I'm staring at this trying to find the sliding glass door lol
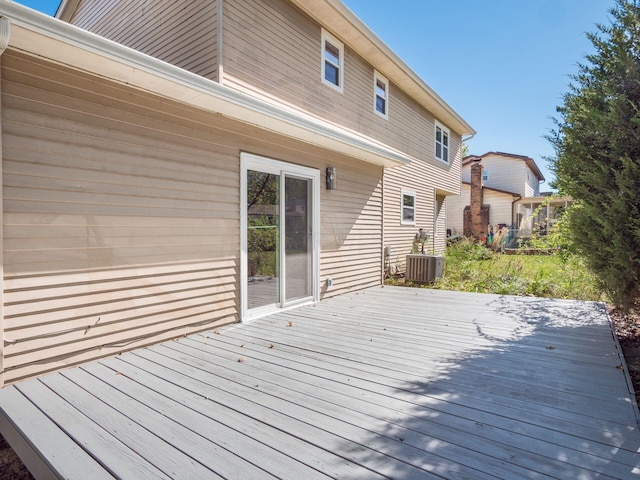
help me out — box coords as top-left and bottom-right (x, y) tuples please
(241, 154), (319, 320)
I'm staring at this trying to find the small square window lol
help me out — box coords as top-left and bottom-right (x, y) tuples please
(401, 190), (416, 225)
(435, 122), (450, 163)
(321, 30), (344, 93)
(374, 70), (388, 118)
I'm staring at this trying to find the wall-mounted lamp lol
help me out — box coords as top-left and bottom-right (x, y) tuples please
(326, 166), (337, 190)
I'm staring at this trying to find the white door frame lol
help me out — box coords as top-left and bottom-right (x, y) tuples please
(240, 152), (320, 321)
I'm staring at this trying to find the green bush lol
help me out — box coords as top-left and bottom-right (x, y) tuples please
(390, 239), (605, 302)
(549, 0), (640, 308)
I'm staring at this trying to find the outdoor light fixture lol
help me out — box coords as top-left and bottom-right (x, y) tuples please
(326, 166), (337, 189)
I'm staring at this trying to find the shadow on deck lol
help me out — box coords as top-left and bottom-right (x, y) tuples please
(1, 287), (639, 479)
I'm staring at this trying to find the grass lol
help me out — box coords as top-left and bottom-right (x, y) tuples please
(387, 239), (606, 302)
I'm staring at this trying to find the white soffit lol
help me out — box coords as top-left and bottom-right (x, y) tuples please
(290, 0), (475, 137)
(0, 1), (411, 168)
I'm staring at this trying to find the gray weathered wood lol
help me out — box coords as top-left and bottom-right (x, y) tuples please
(1, 287), (639, 479)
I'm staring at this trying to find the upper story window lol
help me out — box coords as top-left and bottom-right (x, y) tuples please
(483, 169), (488, 181)
(322, 30), (344, 93)
(374, 70), (389, 118)
(435, 122), (450, 163)
(401, 189), (416, 225)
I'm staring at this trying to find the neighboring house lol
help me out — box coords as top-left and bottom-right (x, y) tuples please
(447, 152), (570, 239)
(0, 0), (472, 385)
(463, 151), (544, 198)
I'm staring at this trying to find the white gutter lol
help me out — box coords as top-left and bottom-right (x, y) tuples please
(1, 1), (412, 168)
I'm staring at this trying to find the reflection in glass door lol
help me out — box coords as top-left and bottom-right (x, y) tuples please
(284, 176), (312, 303)
(246, 170), (280, 310)
(241, 153), (319, 320)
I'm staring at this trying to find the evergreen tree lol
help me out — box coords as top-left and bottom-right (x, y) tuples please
(549, 0), (640, 307)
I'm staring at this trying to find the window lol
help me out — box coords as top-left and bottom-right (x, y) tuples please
(321, 30), (344, 92)
(401, 190), (416, 225)
(435, 122), (450, 163)
(483, 169), (488, 181)
(374, 70), (388, 118)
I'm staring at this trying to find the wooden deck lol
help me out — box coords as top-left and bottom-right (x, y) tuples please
(1, 286), (639, 479)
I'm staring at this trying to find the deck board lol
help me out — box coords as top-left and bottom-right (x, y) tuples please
(1, 286), (639, 479)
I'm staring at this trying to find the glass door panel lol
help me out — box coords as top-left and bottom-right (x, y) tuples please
(242, 153), (319, 320)
(284, 175), (312, 304)
(246, 170), (280, 310)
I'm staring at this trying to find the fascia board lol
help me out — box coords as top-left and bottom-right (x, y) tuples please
(1, 1), (411, 168)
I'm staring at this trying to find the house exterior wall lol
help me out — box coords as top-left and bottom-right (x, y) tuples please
(64, 0), (464, 268)
(66, 0), (446, 170)
(464, 155), (527, 195)
(446, 184), (516, 236)
(462, 154), (542, 198)
(68, 0), (219, 80)
(484, 190), (515, 227)
(446, 185), (468, 235)
(1, 51), (382, 384)
(382, 134), (462, 270)
(221, 0), (441, 165)
(524, 168), (540, 197)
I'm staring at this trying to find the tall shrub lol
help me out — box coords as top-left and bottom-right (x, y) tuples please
(549, 0), (640, 307)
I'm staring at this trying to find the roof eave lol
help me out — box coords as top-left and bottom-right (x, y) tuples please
(2, 2), (410, 168)
(463, 152), (545, 182)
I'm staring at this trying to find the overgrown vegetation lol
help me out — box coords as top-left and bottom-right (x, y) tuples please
(387, 239), (605, 302)
(549, 0), (640, 308)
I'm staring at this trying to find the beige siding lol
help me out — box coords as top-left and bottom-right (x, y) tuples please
(464, 155), (528, 196)
(222, 0), (449, 168)
(319, 161), (383, 298)
(434, 194), (446, 255)
(383, 133), (462, 271)
(446, 185), (467, 235)
(1, 51), (382, 384)
(484, 190), (515, 227)
(446, 184), (517, 237)
(68, 0), (218, 80)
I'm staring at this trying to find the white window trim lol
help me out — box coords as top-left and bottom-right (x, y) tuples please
(401, 189), (417, 226)
(373, 70), (389, 119)
(321, 29), (344, 93)
(435, 121), (450, 164)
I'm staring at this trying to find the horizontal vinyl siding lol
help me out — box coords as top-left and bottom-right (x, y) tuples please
(383, 132), (462, 270)
(69, 0), (218, 80)
(222, 0), (451, 168)
(1, 52), (238, 383)
(446, 186), (467, 235)
(320, 163), (383, 298)
(470, 156), (527, 196)
(484, 191), (515, 226)
(1, 51), (383, 383)
(445, 185), (516, 238)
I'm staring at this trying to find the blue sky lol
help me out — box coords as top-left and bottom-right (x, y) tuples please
(13, 0), (615, 189)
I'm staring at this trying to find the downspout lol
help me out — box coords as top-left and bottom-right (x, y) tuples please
(511, 194), (522, 230)
(0, 16), (9, 55)
(217, 0), (224, 84)
(0, 15), (8, 388)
